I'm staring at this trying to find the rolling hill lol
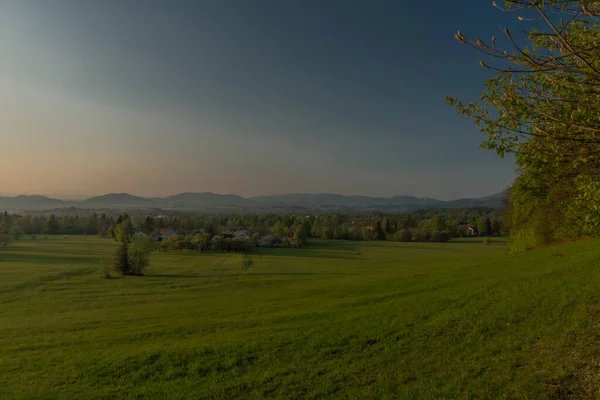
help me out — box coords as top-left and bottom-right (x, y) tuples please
(82, 193), (159, 208)
(0, 195), (69, 211)
(163, 192), (256, 208)
(0, 191), (507, 212)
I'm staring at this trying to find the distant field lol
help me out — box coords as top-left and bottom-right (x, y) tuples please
(1, 236), (600, 398)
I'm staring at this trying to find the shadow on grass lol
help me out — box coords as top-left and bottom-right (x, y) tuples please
(0, 252), (100, 265)
(243, 272), (355, 276)
(1, 268), (98, 293)
(251, 248), (359, 260)
(145, 274), (228, 279)
(145, 271), (356, 279)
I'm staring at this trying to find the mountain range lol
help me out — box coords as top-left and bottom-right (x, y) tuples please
(0, 191), (506, 213)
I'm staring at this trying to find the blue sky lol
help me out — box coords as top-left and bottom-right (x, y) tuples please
(0, 1), (518, 199)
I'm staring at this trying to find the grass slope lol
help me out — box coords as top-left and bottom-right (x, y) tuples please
(1, 237), (600, 399)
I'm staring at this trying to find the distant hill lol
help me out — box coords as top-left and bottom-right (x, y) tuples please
(82, 193), (158, 208)
(0, 195), (68, 211)
(251, 193), (455, 210)
(163, 192), (255, 208)
(0, 191), (507, 212)
(444, 192), (507, 209)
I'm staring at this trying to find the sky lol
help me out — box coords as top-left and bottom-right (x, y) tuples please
(0, 1), (519, 200)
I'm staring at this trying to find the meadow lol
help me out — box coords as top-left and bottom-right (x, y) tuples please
(1, 236), (600, 399)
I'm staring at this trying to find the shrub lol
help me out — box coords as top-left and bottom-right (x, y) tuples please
(241, 255), (253, 273)
(127, 237), (152, 275)
(507, 227), (544, 254)
(100, 256), (112, 279)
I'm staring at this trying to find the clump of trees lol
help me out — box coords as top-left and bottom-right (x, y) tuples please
(111, 233), (154, 276)
(448, 0), (600, 252)
(156, 234), (254, 253)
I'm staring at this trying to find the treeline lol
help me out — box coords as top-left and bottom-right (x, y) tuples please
(0, 212), (112, 236)
(0, 208), (502, 244)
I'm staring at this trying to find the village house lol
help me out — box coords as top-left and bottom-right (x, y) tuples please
(466, 226), (479, 236)
(234, 231), (250, 239)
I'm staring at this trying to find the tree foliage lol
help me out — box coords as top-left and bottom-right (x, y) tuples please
(114, 216), (134, 243)
(113, 243), (130, 275)
(127, 236), (152, 275)
(448, 0), (600, 251)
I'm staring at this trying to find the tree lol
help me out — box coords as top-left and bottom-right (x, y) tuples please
(114, 218), (134, 243)
(448, 1), (600, 248)
(374, 221), (386, 241)
(47, 214), (60, 234)
(321, 227), (333, 240)
(143, 216), (155, 233)
(10, 224), (24, 240)
(333, 224), (349, 240)
(396, 229), (412, 242)
(271, 221), (287, 237)
(477, 217), (492, 236)
(113, 243), (130, 275)
(491, 219), (502, 235)
(293, 224), (308, 244)
(85, 215), (98, 235)
(382, 217), (391, 234)
(127, 236), (152, 275)
(0, 211), (10, 234)
(448, 0), (600, 165)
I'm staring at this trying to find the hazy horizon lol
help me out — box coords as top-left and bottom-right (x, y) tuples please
(1, 1), (517, 199)
(0, 189), (506, 202)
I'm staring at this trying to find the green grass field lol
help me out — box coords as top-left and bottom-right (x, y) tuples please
(1, 236), (600, 399)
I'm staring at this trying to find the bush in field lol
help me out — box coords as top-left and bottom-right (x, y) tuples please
(127, 237), (153, 275)
(113, 237), (153, 276)
(100, 256), (112, 279)
(241, 255), (253, 273)
(507, 227), (543, 255)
